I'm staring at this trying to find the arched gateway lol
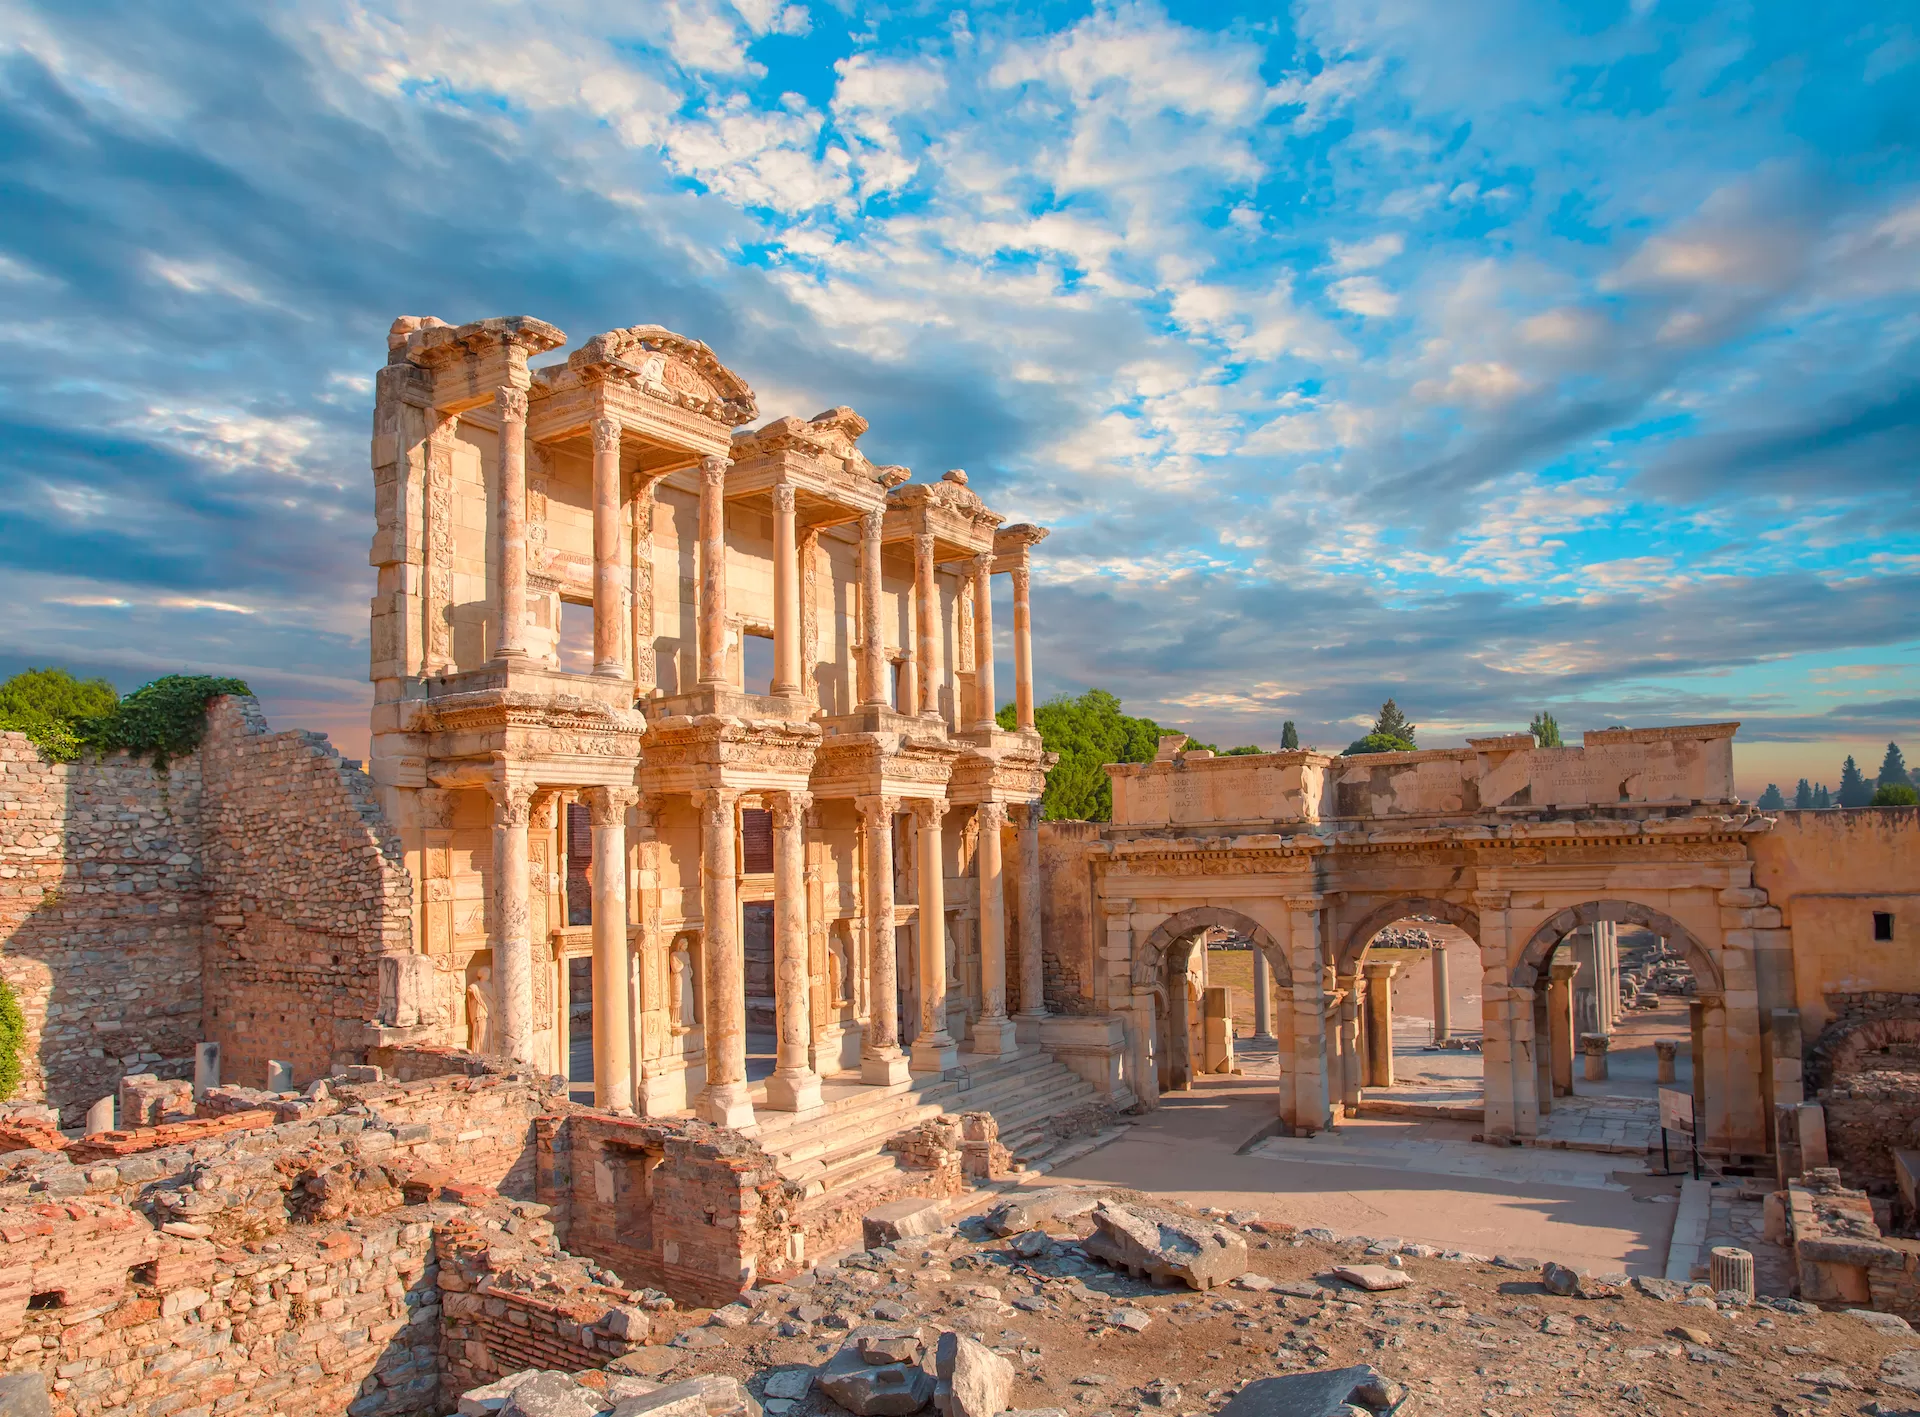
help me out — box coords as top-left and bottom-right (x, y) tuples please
(1074, 725), (1786, 1159)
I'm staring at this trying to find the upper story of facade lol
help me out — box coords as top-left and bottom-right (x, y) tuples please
(1105, 721), (1742, 836)
(365, 314), (1048, 792)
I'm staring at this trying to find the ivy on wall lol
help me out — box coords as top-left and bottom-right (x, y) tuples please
(0, 668), (251, 769)
(0, 974), (23, 1103)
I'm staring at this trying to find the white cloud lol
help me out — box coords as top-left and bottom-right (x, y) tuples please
(1328, 233), (1404, 272)
(1413, 361), (1532, 406)
(1329, 275), (1399, 317)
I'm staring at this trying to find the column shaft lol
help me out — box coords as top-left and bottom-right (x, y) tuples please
(969, 802), (1014, 1056)
(1014, 803), (1047, 1021)
(1338, 989), (1362, 1111)
(1252, 946), (1273, 1041)
(766, 792), (821, 1110)
(1548, 958), (1577, 1097)
(910, 800), (960, 1072)
(1362, 961), (1398, 1087)
(771, 484), (801, 697)
(495, 388), (530, 658)
(587, 787), (635, 1111)
(1431, 943), (1452, 1043)
(858, 796), (909, 1084)
(697, 455), (729, 688)
(1012, 561), (1035, 732)
(488, 782), (534, 1062)
(914, 532), (938, 719)
(859, 507), (887, 708)
(696, 789), (753, 1127)
(971, 552), (996, 730)
(590, 416), (625, 676)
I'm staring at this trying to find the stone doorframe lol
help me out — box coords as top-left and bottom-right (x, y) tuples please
(1131, 903), (1296, 1110)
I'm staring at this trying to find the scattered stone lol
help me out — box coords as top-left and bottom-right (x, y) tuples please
(1108, 1308), (1153, 1332)
(1881, 1352), (1920, 1392)
(710, 1304), (753, 1328)
(858, 1328), (924, 1366)
(1848, 1309), (1916, 1335)
(1232, 1272), (1277, 1291)
(1083, 1202), (1249, 1291)
(1299, 1228), (1339, 1244)
(864, 1198), (949, 1247)
(1541, 1314), (1574, 1336)
(1494, 1255), (1541, 1271)
(985, 1188), (1134, 1236)
(935, 1331), (1015, 1417)
(1328, 1265), (1410, 1293)
(872, 1300), (914, 1323)
(1212, 1364), (1400, 1417)
(0, 1375), (50, 1417)
(462, 1373), (547, 1417)
(1011, 1231), (1052, 1258)
(501, 1372), (614, 1417)
(1540, 1262), (1579, 1296)
(1796, 1369), (1858, 1390)
(1138, 1380), (1182, 1409)
(608, 1351), (685, 1380)
(1227, 1210), (1260, 1226)
(1669, 1327), (1713, 1346)
(817, 1349), (936, 1417)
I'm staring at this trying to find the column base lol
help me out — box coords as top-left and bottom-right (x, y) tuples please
(1249, 1032), (1277, 1047)
(1013, 1009), (1049, 1046)
(694, 1082), (757, 1130)
(910, 1031), (961, 1075)
(967, 1015), (1017, 1058)
(861, 1049), (912, 1086)
(764, 1067), (824, 1113)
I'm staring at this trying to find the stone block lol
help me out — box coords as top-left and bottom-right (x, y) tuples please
(862, 1197), (947, 1247)
(817, 1347), (935, 1416)
(0, 1372), (50, 1417)
(1083, 1202), (1248, 1291)
(1212, 1365), (1401, 1417)
(934, 1332), (1013, 1417)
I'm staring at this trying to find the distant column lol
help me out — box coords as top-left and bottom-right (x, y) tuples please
(765, 791), (821, 1111)
(1011, 559), (1036, 732)
(1431, 943), (1452, 1044)
(914, 531), (938, 720)
(858, 795), (910, 1085)
(697, 454), (730, 688)
(587, 786), (636, 1112)
(695, 788), (753, 1128)
(495, 387), (530, 659)
(771, 483), (802, 698)
(970, 802), (1014, 1057)
(1548, 956), (1578, 1097)
(590, 415), (626, 676)
(909, 799), (961, 1073)
(859, 507), (887, 708)
(487, 779), (535, 1062)
(970, 552), (997, 730)
(1014, 803), (1047, 1023)
(1251, 947), (1274, 1043)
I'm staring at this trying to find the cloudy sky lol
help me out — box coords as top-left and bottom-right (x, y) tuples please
(2, 0), (1916, 796)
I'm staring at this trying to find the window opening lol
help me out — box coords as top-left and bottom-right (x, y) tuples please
(558, 597), (595, 675)
(741, 807), (774, 874)
(566, 802), (593, 925)
(743, 631), (775, 694)
(1875, 911), (1895, 942)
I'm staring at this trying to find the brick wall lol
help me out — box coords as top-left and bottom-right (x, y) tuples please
(199, 697), (416, 1090)
(0, 732), (206, 1123)
(1038, 822), (1103, 1015)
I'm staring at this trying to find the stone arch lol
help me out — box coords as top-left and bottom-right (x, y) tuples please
(1337, 896), (1481, 976)
(1133, 905), (1292, 991)
(1809, 1014), (1920, 1093)
(1511, 900), (1724, 997)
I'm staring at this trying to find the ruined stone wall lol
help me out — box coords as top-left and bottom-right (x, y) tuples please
(198, 697), (416, 1090)
(1825, 1068), (1920, 1194)
(1038, 822), (1101, 1014)
(0, 732), (206, 1124)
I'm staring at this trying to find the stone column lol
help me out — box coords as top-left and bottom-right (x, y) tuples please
(969, 802), (1014, 1057)
(1251, 946), (1274, 1043)
(1361, 959), (1398, 1087)
(1337, 981), (1362, 1112)
(1013, 802), (1047, 1028)
(630, 478), (655, 690)
(587, 786), (636, 1112)
(914, 531), (939, 721)
(1548, 957), (1578, 1097)
(1656, 1038), (1678, 1083)
(590, 415), (626, 677)
(765, 791), (821, 1111)
(697, 454), (730, 689)
(970, 552), (996, 730)
(495, 387), (530, 658)
(1431, 941), (1452, 1044)
(857, 795), (910, 1085)
(487, 779), (535, 1062)
(1581, 1032), (1610, 1082)
(771, 483), (802, 698)
(859, 506), (887, 708)
(696, 788), (753, 1128)
(909, 799), (961, 1073)
(1011, 559), (1036, 732)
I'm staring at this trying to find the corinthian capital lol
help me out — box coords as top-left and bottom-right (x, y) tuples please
(585, 784), (639, 826)
(486, 779), (535, 826)
(855, 793), (901, 825)
(769, 789), (812, 831)
(495, 386), (529, 422)
(772, 482), (796, 514)
(700, 454), (729, 487)
(861, 506), (885, 541)
(590, 416), (621, 453)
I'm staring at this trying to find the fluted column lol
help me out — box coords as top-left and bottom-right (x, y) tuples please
(1014, 802), (1047, 1025)
(487, 779), (535, 1062)
(859, 506), (887, 708)
(858, 795), (910, 1084)
(970, 551), (996, 730)
(970, 802), (1015, 1056)
(587, 786), (636, 1111)
(1012, 560), (1035, 732)
(909, 799), (960, 1073)
(697, 454), (730, 689)
(765, 791), (821, 1111)
(914, 531), (938, 721)
(495, 387), (530, 658)
(696, 788), (754, 1128)
(590, 416), (626, 676)
(771, 483), (802, 699)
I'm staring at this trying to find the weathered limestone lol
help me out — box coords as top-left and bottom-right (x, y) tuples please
(490, 781), (536, 1064)
(1657, 1038), (1679, 1082)
(861, 796), (912, 1086)
(1251, 946), (1273, 1043)
(1547, 958), (1577, 1099)
(969, 552), (995, 732)
(911, 799), (960, 1075)
(1082, 1201), (1249, 1290)
(591, 415), (626, 676)
(697, 789), (753, 1128)
(589, 786), (636, 1113)
(1361, 959), (1397, 1088)
(766, 791), (822, 1112)
(1430, 943), (1451, 1044)
(496, 385), (531, 660)
(698, 454), (729, 688)
(1015, 803), (1048, 1026)
(971, 803), (1014, 1057)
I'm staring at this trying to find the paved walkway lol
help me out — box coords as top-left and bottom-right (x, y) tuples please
(1046, 1069), (1677, 1275)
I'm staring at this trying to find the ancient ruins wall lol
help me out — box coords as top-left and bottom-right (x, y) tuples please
(1037, 822), (1102, 1015)
(198, 697), (415, 1090)
(1750, 806), (1920, 1036)
(0, 732), (206, 1124)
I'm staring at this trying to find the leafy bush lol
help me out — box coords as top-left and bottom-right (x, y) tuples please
(0, 668), (250, 769)
(1345, 698), (1418, 755)
(1872, 783), (1919, 807)
(0, 667), (118, 762)
(0, 974), (23, 1103)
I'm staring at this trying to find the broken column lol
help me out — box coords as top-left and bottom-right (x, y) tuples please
(1656, 1038), (1678, 1083)
(193, 1041), (220, 1097)
(1581, 1032), (1610, 1082)
(1361, 958), (1398, 1088)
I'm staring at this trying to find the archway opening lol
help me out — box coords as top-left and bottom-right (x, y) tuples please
(1136, 907), (1292, 1103)
(1338, 916), (1484, 1119)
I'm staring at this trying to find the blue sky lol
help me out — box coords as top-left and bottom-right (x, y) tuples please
(2, 0), (1916, 796)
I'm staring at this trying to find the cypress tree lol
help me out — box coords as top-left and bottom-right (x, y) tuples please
(1280, 721), (1299, 751)
(1756, 784), (1784, 810)
(1838, 755), (1873, 808)
(1793, 779), (1814, 809)
(1878, 742), (1912, 791)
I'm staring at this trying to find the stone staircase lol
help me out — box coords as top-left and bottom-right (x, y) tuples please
(748, 1047), (1107, 1198)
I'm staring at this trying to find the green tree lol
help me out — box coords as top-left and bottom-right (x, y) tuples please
(1878, 742), (1912, 791)
(1756, 783), (1785, 810)
(1219, 745), (1263, 756)
(0, 667), (119, 762)
(1529, 711), (1563, 748)
(1814, 783), (1832, 808)
(998, 689), (1167, 821)
(0, 973), (22, 1102)
(1345, 699), (1417, 755)
(1839, 755), (1874, 808)
(1873, 783), (1919, 807)
(1793, 779), (1815, 809)
(1280, 721), (1299, 750)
